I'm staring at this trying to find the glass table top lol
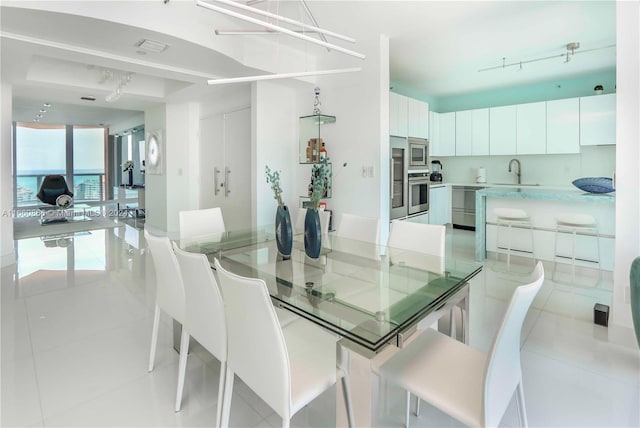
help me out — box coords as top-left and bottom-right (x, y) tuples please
(179, 228), (482, 353)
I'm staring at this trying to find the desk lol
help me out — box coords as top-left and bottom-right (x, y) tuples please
(180, 228), (481, 425)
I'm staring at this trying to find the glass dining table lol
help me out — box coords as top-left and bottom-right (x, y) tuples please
(177, 226), (482, 425)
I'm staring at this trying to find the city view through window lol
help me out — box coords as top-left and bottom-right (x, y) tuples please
(15, 124), (106, 207)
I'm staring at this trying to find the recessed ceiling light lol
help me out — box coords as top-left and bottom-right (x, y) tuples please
(39, 109), (47, 113)
(135, 39), (169, 53)
(37, 114), (43, 118)
(33, 118), (39, 122)
(43, 102), (51, 107)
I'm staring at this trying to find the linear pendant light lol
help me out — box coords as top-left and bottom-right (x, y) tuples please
(209, 0), (354, 43)
(207, 67), (361, 85)
(196, 0), (366, 60)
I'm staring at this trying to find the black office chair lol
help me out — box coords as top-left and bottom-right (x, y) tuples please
(36, 175), (74, 224)
(37, 175), (73, 206)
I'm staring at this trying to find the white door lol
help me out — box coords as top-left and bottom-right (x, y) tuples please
(202, 107), (252, 231)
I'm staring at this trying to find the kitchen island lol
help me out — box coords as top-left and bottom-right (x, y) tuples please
(476, 187), (615, 270)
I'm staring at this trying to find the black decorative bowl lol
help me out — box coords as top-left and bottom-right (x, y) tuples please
(572, 177), (615, 194)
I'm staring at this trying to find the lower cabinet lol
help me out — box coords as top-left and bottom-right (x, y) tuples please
(429, 185), (451, 225)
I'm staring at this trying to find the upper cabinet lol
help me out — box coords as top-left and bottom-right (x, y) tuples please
(429, 111), (440, 156)
(516, 101), (546, 154)
(455, 110), (472, 156)
(390, 91), (429, 139)
(489, 105), (517, 155)
(434, 112), (456, 157)
(547, 98), (580, 154)
(407, 97), (429, 139)
(580, 93), (616, 146)
(390, 92), (408, 137)
(471, 108), (490, 155)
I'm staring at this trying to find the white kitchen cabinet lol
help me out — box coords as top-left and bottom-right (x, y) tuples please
(471, 108), (490, 155)
(455, 110), (472, 156)
(517, 101), (546, 154)
(429, 111), (440, 157)
(580, 93), (616, 146)
(429, 185), (451, 225)
(433, 112), (456, 157)
(407, 97), (429, 139)
(489, 105), (517, 155)
(547, 98), (580, 154)
(390, 92), (408, 137)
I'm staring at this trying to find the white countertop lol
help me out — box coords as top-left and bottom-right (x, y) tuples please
(431, 182), (576, 191)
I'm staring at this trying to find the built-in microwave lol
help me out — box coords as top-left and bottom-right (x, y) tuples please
(408, 138), (429, 169)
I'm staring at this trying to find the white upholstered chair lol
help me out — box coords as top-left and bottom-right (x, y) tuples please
(214, 259), (354, 428)
(335, 212), (380, 244)
(178, 207), (226, 246)
(172, 244), (227, 423)
(387, 221), (445, 273)
(144, 230), (187, 411)
(377, 261), (544, 428)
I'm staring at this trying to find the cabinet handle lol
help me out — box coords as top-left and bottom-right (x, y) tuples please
(214, 167), (221, 195)
(225, 167), (231, 197)
(390, 158), (394, 200)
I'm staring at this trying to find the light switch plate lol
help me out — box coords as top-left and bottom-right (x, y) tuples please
(368, 166), (375, 177)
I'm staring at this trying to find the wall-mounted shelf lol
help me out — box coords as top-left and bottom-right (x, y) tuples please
(299, 114), (335, 164)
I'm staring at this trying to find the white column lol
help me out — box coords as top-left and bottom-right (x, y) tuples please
(612, 0), (640, 327)
(0, 82), (15, 267)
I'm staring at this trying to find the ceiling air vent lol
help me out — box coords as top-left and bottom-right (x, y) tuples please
(135, 39), (169, 53)
(81, 96), (96, 101)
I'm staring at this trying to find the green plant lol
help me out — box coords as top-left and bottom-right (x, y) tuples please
(265, 165), (284, 207)
(309, 158), (347, 210)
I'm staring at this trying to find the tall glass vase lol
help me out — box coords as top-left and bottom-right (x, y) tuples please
(275, 205), (293, 258)
(128, 170), (133, 187)
(304, 208), (322, 259)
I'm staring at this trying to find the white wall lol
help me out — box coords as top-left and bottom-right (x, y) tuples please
(436, 146), (616, 187)
(109, 113), (144, 136)
(612, 0), (640, 328)
(143, 105), (167, 232)
(253, 80), (300, 228)
(1, 82), (15, 266)
(309, 34), (390, 242)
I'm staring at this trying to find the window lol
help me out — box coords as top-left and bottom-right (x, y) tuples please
(14, 123), (107, 207)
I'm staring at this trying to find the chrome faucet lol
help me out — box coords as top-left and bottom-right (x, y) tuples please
(508, 159), (521, 184)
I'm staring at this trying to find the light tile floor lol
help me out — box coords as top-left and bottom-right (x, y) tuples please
(2, 223), (639, 427)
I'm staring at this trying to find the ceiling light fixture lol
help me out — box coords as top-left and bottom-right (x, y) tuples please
(105, 72), (134, 103)
(43, 103), (51, 107)
(206, 0), (354, 43)
(478, 42), (615, 73)
(196, 0), (365, 59)
(207, 67), (362, 85)
(215, 29), (321, 36)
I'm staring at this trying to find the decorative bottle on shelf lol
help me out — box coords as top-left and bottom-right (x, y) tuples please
(320, 142), (327, 160)
(306, 141), (312, 163)
(311, 139), (318, 162)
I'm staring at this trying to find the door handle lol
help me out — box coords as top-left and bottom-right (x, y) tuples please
(214, 167), (221, 195)
(224, 167), (231, 197)
(390, 158), (394, 200)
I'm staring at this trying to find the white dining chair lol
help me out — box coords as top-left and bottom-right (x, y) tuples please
(214, 259), (354, 428)
(387, 221), (445, 273)
(335, 212), (380, 245)
(179, 207), (226, 246)
(377, 261), (544, 428)
(144, 230), (187, 410)
(172, 244), (227, 423)
(295, 207), (331, 235)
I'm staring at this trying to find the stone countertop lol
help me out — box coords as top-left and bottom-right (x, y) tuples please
(477, 186), (615, 203)
(436, 182), (578, 190)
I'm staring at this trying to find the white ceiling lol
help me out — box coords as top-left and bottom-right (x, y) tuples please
(1, 1), (616, 126)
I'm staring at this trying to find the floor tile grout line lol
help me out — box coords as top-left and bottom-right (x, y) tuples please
(21, 295), (46, 427)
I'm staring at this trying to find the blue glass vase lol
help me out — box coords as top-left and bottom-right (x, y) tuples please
(275, 205), (292, 258)
(304, 208), (322, 259)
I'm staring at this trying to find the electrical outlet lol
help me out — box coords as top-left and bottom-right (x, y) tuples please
(368, 166), (375, 178)
(362, 166), (367, 177)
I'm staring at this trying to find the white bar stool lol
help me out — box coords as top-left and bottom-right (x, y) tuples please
(554, 213), (600, 268)
(494, 208), (534, 266)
